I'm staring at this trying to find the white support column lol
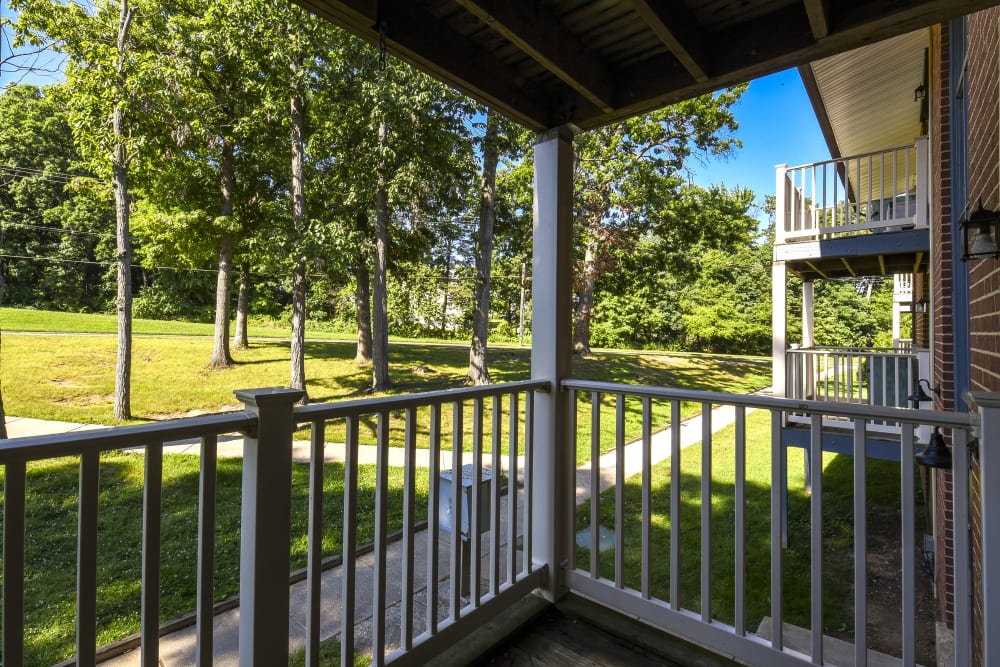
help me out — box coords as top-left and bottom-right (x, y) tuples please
(235, 387), (303, 667)
(971, 392), (1000, 667)
(802, 281), (814, 349)
(531, 126), (575, 599)
(892, 302), (901, 342)
(772, 261), (787, 398)
(915, 136), (929, 229)
(775, 164), (788, 245)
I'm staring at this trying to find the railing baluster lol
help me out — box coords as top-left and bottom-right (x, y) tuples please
(524, 390), (534, 575)
(471, 397), (484, 606)
(901, 426), (915, 666)
(670, 399), (681, 611)
(853, 420), (868, 667)
(491, 394), (502, 597)
(590, 391), (601, 577)
(734, 406), (746, 636)
(810, 413), (824, 664)
(401, 407), (417, 649)
(3, 459), (26, 667)
(770, 409), (784, 650)
(142, 443), (163, 667)
(427, 404), (441, 635)
(77, 451), (100, 667)
(450, 401), (463, 619)
(701, 402), (712, 623)
(641, 396), (652, 600)
(372, 411), (390, 665)
(197, 435), (217, 667)
(506, 393), (518, 585)
(306, 422), (324, 667)
(341, 416), (359, 667)
(615, 394), (625, 590)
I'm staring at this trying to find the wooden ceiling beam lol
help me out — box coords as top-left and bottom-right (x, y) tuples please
(840, 258), (857, 277)
(295, 0), (555, 130)
(454, 0), (616, 113)
(806, 261), (829, 279)
(630, 0), (709, 82)
(803, 0), (829, 40)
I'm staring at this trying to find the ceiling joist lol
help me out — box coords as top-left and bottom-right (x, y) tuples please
(803, 0), (830, 40)
(454, 0), (616, 112)
(630, 0), (709, 83)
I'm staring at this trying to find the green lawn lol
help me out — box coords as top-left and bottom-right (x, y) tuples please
(6, 452), (429, 667)
(576, 408), (921, 648)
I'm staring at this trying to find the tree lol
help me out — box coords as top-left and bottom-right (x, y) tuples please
(13, 0), (158, 420)
(570, 87), (747, 354)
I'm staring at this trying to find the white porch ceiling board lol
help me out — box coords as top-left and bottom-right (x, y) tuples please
(810, 29), (927, 157)
(807, 29), (929, 200)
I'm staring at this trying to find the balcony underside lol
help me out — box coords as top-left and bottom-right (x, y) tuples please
(775, 228), (929, 280)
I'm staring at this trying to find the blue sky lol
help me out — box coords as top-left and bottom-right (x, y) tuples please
(690, 68), (831, 217)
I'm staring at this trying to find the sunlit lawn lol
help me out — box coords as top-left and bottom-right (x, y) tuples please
(576, 408), (921, 649)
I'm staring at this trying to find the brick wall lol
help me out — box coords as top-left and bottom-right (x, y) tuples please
(965, 8), (999, 663)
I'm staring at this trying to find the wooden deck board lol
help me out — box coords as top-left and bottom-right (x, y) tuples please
(480, 609), (680, 666)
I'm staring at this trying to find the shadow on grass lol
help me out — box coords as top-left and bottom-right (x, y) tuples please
(576, 445), (928, 660)
(4, 452), (429, 667)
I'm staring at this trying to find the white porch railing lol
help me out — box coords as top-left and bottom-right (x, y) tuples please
(785, 346), (923, 437)
(561, 379), (980, 667)
(775, 138), (928, 244)
(2, 379), (997, 666)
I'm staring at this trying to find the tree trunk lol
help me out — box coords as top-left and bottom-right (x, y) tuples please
(573, 235), (598, 355)
(355, 256), (373, 364)
(233, 263), (250, 350)
(0, 234), (6, 437)
(112, 0), (137, 421)
(289, 75), (308, 399)
(468, 109), (498, 385)
(440, 237), (452, 335)
(210, 138), (236, 368)
(371, 120), (392, 392)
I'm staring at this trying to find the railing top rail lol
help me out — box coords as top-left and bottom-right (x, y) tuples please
(294, 379), (551, 422)
(784, 139), (924, 173)
(788, 346), (917, 355)
(561, 378), (977, 430)
(0, 411), (255, 463)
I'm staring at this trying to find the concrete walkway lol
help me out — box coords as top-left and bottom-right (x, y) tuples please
(3, 391), (767, 665)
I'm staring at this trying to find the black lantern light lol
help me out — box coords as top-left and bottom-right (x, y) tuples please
(961, 199), (1000, 261)
(915, 426), (952, 469)
(908, 378), (941, 406)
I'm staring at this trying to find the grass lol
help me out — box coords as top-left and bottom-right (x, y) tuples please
(575, 408), (923, 647)
(5, 452), (429, 667)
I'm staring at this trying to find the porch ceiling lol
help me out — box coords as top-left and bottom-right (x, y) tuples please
(800, 29), (929, 161)
(294, 0), (997, 132)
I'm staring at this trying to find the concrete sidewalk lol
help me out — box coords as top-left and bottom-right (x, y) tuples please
(4, 390), (768, 665)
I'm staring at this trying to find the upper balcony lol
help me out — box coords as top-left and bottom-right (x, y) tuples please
(774, 138), (930, 281)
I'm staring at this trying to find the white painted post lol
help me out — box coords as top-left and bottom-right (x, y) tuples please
(971, 392), (1000, 667)
(531, 126), (574, 599)
(802, 281), (814, 348)
(915, 136), (929, 229)
(775, 164), (788, 244)
(235, 387), (304, 667)
(772, 261), (787, 398)
(892, 302), (901, 342)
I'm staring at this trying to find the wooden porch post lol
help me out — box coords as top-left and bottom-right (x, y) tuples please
(531, 126), (574, 599)
(773, 164), (788, 398)
(235, 387), (303, 666)
(802, 281), (814, 348)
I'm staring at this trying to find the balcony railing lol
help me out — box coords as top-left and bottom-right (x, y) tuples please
(1, 378), (995, 666)
(776, 138), (928, 244)
(784, 346), (928, 438)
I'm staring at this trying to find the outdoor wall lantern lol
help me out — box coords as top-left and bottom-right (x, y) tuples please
(914, 298), (929, 314)
(961, 199), (1000, 260)
(908, 378), (941, 406)
(915, 426), (952, 469)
